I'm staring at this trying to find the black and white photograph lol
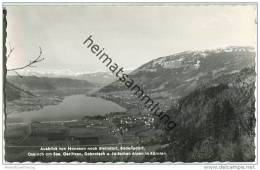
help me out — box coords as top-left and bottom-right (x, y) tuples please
(1, 1), (258, 166)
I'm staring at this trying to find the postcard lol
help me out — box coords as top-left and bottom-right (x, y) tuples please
(2, 2), (257, 164)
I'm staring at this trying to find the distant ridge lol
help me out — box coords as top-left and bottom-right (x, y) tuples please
(97, 46), (255, 106)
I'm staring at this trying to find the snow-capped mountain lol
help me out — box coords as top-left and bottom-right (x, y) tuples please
(132, 46), (255, 74)
(98, 46), (255, 104)
(9, 69), (132, 86)
(10, 69), (103, 77)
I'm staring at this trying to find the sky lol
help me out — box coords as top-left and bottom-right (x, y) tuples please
(5, 3), (257, 73)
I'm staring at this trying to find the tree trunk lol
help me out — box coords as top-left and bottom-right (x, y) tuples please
(3, 8), (7, 137)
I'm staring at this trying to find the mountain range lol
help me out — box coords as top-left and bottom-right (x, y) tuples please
(4, 46), (256, 161)
(96, 46), (256, 162)
(97, 46), (255, 107)
(7, 76), (95, 91)
(12, 69), (132, 86)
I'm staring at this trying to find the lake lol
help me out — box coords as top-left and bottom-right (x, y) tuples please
(7, 95), (126, 122)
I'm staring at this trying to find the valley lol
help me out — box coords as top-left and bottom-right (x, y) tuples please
(4, 46), (256, 162)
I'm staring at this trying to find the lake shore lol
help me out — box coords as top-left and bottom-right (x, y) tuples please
(6, 94), (126, 123)
(6, 95), (64, 115)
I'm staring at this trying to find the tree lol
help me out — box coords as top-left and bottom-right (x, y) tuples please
(3, 8), (7, 133)
(3, 8), (44, 78)
(6, 45), (44, 77)
(2, 7), (44, 119)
